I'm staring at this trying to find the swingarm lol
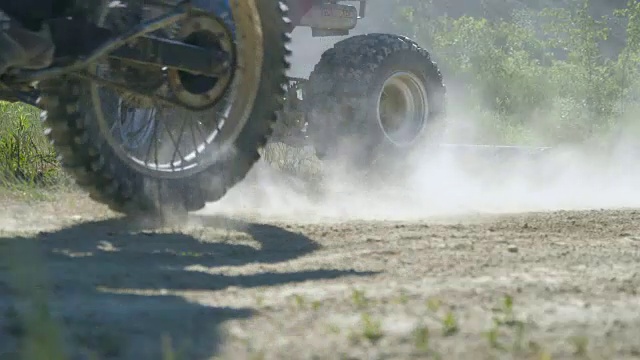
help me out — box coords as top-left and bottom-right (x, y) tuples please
(5, 2), (231, 86)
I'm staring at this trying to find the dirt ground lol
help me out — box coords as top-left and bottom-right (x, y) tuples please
(0, 191), (638, 360)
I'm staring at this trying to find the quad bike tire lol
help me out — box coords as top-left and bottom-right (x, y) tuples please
(304, 33), (446, 171)
(35, 1), (291, 219)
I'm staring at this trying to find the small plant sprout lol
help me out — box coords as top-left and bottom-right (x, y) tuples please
(512, 320), (526, 353)
(396, 289), (409, 305)
(493, 294), (523, 327)
(538, 350), (553, 360)
(426, 297), (442, 312)
(161, 335), (177, 360)
(292, 294), (306, 309)
(424, 299), (460, 337)
(485, 327), (504, 350)
(326, 324), (341, 334)
(351, 289), (369, 309)
(413, 324), (430, 352)
(360, 313), (384, 343)
(570, 335), (589, 357)
(442, 311), (459, 336)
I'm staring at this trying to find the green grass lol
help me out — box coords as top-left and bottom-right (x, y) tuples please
(0, 101), (66, 189)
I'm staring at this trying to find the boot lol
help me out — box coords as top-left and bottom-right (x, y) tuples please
(0, 20), (54, 75)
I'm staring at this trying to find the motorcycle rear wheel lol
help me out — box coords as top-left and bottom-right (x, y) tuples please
(37, 0), (290, 219)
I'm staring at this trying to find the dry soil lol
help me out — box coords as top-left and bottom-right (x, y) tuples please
(0, 191), (639, 360)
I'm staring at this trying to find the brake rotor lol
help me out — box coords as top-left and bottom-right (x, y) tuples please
(167, 14), (235, 109)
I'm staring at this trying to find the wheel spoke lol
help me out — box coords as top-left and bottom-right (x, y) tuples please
(189, 119), (200, 154)
(144, 110), (161, 167)
(170, 117), (189, 167)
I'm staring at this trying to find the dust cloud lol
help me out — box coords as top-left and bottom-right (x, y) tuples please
(202, 120), (640, 223)
(200, 1), (640, 223)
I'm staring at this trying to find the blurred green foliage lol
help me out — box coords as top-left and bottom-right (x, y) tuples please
(0, 101), (60, 186)
(392, 0), (640, 145)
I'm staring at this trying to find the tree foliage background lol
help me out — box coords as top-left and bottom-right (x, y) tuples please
(388, 0), (640, 145)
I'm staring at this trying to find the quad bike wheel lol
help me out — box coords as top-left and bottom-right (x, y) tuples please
(36, 1), (290, 219)
(304, 33), (446, 172)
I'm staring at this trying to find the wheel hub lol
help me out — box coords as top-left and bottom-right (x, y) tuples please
(376, 71), (428, 147)
(91, 1), (268, 179)
(167, 15), (235, 109)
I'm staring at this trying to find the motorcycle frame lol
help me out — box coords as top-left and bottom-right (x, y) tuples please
(1, 1), (231, 106)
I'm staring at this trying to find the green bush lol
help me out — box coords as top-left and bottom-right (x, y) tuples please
(0, 102), (60, 186)
(393, 0), (640, 145)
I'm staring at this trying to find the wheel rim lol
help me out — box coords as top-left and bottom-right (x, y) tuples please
(111, 98), (157, 152)
(376, 71), (428, 147)
(88, 0), (264, 179)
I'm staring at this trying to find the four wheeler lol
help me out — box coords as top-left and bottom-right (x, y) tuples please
(272, 0), (447, 170)
(0, 0), (291, 218)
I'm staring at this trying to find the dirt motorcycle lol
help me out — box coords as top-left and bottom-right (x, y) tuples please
(0, 0), (291, 218)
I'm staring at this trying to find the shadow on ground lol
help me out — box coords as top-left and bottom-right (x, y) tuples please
(0, 215), (375, 359)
